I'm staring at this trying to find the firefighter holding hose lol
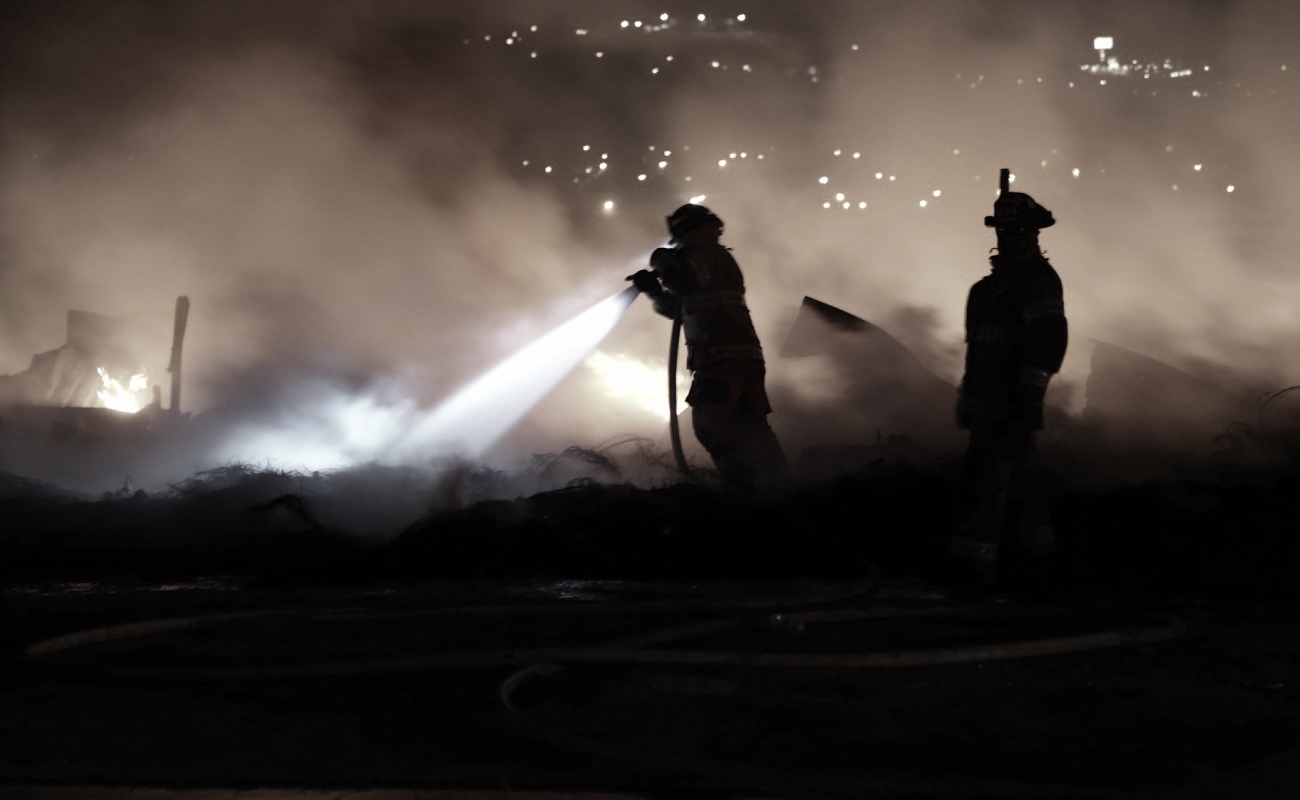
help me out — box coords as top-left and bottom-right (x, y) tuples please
(628, 204), (787, 492)
(952, 171), (1068, 587)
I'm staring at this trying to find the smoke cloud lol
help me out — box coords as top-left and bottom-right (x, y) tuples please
(2, 0), (1297, 487)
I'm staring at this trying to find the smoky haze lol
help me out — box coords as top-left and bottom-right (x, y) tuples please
(1, 0), (1297, 486)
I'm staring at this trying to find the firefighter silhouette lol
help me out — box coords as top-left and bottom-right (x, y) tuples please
(629, 204), (787, 491)
(952, 176), (1068, 586)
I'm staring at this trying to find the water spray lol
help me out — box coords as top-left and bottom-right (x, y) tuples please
(404, 286), (641, 459)
(212, 286), (642, 472)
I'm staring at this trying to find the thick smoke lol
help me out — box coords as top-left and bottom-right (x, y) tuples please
(1, 1), (1297, 490)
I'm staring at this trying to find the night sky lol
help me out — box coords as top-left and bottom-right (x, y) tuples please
(2, 0), (1297, 479)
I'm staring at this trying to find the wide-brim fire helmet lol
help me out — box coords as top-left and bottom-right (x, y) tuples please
(667, 203), (724, 244)
(984, 192), (1055, 231)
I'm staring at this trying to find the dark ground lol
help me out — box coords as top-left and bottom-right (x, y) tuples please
(2, 452), (1299, 799)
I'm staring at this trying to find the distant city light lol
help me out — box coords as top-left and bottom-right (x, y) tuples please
(1194, 164), (1203, 171)
(1226, 185), (1235, 193)
(603, 200), (615, 210)
(737, 14), (746, 22)
(818, 176), (829, 184)
(697, 14), (705, 22)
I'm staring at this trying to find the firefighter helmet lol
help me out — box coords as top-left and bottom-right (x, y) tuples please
(667, 204), (724, 243)
(984, 192), (1055, 230)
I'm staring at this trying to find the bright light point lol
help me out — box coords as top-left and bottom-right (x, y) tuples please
(833, 149), (842, 156)
(889, 176), (896, 181)
(711, 61), (720, 68)
(737, 14), (746, 22)
(852, 44), (860, 51)
(1072, 168), (1080, 177)
(522, 160), (529, 166)
(842, 202), (851, 209)
(544, 166), (552, 173)
(531, 52), (537, 58)
(729, 152), (737, 159)
(875, 172), (883, 179)
(651, 68), (659, 74)
(718, 159), (727, 168)
(1226, 185), (1235, 192)
(531, 25), (537, 31)
(599, 162), (607, 170)
(823, 202), (831, 209)
(603, 200), (615, 210)
(1194, 164), (1203, 171)
(818, 176), (829, 184)
(933, 189), (941, 197)
(637, 174), (647, 181)
(663, 150), (671, 156)
(621, 20), (629, 27)
(1094, 36), (1114, 51)
(583, 145), (591, 151)
(919, 200), (928, 208)
(954, 149), (960, 155)
(658, 161), (668, 168)
(740, 152), (747, 158)
(835, 192), (845, 201)
(666, 55), (674, 61)
(853, 152), (861, 158)
(698, 14), (706, 22)
(661, 13), (669, 21)
(689, 195), (706, 204)
(743, 64), (751, 72)
(1041, 160), (1048, 167)
(858, 201), (867, 209)
(596, 52), (604, 58)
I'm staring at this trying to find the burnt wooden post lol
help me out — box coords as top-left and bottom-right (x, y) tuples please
(168, 296), (189, 417)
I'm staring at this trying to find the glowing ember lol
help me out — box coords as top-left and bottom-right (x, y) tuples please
(96, 367), (151, 413)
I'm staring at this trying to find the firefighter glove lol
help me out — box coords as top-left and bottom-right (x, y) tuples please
(628, 269), (663, 296)
(649, 247), (678, 270)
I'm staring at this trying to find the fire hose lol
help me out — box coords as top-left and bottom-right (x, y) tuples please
(666, 316), (689, 477)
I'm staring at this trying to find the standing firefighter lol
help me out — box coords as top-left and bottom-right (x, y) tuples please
(629, 204), (788, 492)
(953, 171), (1068, 586)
